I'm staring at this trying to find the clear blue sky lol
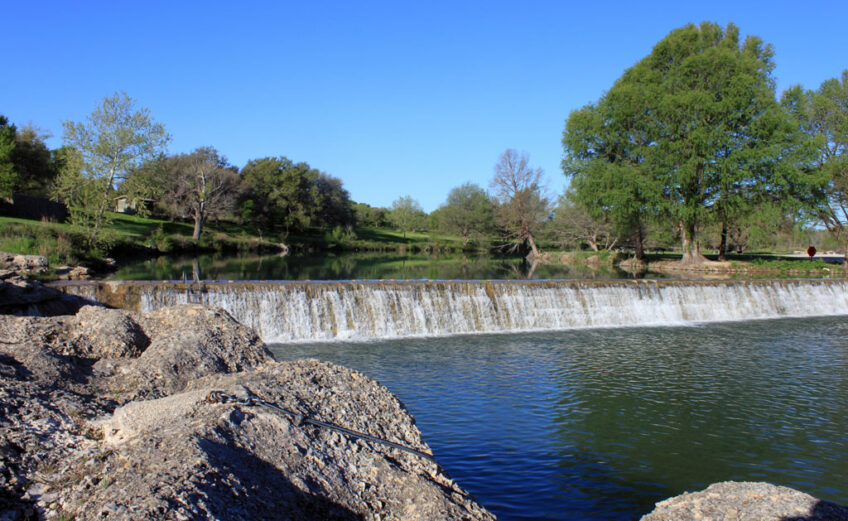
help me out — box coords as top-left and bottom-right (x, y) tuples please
(3, 0), (846, 212)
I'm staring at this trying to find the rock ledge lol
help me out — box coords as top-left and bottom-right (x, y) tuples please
(0, 303), (494, 521)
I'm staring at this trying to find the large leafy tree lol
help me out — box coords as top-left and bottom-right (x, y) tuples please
(388, 195), (426, 239)
(784, 71), (848, 258)
(12, 124), (58, 196)
(438, 183), (495, 247)
(241, 157), (315, 234)
(563, 81), (661, 260)
(241, 156), (354, 233)
(61, 92), (170, 244)
(130, 149), (243, 239)
(565, 22), (822, 264)
(310, 171), (355, 229)
(0, 115), (17, 200)
(490, 149), (549, 258)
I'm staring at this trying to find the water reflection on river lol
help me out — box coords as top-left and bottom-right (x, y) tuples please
(270, 317), (848, 521)
(109, 252), (661, 281)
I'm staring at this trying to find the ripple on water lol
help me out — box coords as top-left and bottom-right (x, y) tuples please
(270, 316), (848, 521)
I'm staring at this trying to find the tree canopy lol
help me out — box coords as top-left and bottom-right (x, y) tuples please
(61, 92), (170, 244)
(240, 156), (354, 234)
(490, 149), (549, 257)
(785, 70), (848, 257)
(388, 196), (426, 238)
(438, 183), (494, 247)
(563, 22), (826, 263)
(0, 116), (16, 200)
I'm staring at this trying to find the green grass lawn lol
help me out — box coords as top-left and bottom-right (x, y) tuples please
(1, 211), (479, 268)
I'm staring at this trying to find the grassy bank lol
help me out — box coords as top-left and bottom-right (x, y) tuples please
(0, 214), (478, 269)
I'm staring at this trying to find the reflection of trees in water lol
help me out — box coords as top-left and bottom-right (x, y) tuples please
(547, 322), (848, 513)
(111, 252), (647, 281)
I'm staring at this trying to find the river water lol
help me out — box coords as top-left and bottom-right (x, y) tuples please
(270, 316), (848, 520)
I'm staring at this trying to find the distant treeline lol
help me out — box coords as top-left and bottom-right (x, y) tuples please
(1, 22), (846, 262)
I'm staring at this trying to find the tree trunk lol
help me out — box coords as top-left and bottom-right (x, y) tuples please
(192, 258), (201, 282)
(718, 221), (728, 262)
(588, 233), (599, 252)
(193, 205), (204, 241)
(680, 220), (707, 264)
(526, 234), (540, 260)
(90, 168), (117, 246)
(634, 224), (645, 261)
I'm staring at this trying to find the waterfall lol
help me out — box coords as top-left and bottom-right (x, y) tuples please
(85, 279), (848, 342)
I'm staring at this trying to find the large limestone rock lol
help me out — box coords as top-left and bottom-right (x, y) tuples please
(106, 304), (274, 399)
(61, 360), (494, 521)
(0, 303), (495, 521)
(641, 482), (848, 521)
(0, 262), (93, 317)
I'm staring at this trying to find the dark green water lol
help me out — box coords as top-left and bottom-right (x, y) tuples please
(109, 252), (654, 281)
(270, 316), (848, 520)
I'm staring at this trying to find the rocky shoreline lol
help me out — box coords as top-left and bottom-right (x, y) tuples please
(2, 254), (847, 520)
(0, 303), (495, 520)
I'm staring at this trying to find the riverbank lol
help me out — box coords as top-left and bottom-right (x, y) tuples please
(546, 250), (846, 278)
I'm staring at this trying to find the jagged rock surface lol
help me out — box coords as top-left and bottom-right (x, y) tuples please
(641, 482), (848, 521)
(0, 253), (93, 316)
(0, 303), (495, 521)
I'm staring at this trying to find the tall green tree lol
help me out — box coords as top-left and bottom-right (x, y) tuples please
(490, 149), (549, 258)
(52, 146), (100, 232)
(563, 81), (661, 260)
(784, 71), (848, 258)
(12, 124), (58, 196)
(62, 92), (170, 245)
(309, 171), (355, 228)
(0, 115), (17, 200)
(565, 22), (822, 264)
(388, 195), (426, 239)
(438, 183), (494, 247)
(241, 156), (315, 234)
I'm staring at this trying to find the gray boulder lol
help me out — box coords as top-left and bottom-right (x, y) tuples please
(641, 481), (848, 521)
(107, 304), (274, 399)
(2, 304), (495, 521)
(60, 360), (495, 521)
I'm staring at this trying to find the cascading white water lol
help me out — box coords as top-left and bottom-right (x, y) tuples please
(132, 279), (848, 342)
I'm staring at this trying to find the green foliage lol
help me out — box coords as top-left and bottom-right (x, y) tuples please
(52, 146), (109, 247)
(240, 156), (354, 234)
(563, 22), (826, 263)
(61, 92), (170, 245)
(0, 115), (18, 200)
(325, 225), (357, 249)
(387, 195), (426, 239)
(785, 70), (848, 251)
(353, 203), (388, 227)
(438, 183), (495, 248)
(11, 124), (58, 196)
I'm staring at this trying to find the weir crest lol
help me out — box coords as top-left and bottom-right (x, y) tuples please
(51, 279), (848, 343)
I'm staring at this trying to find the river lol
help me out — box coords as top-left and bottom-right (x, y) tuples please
(270, 316), (848, 520)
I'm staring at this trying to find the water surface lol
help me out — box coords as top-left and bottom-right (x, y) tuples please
(109, 252), (656, 281)
(270, 316), (848, 520)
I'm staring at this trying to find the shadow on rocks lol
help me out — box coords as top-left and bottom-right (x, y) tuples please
(781, 500), (848, 521)
(196, 438), (363, 521)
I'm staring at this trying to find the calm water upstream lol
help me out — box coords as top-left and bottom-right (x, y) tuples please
(270, 316), (848, 520)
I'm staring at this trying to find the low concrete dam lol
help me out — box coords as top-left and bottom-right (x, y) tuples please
(51, 279), (848, 343)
